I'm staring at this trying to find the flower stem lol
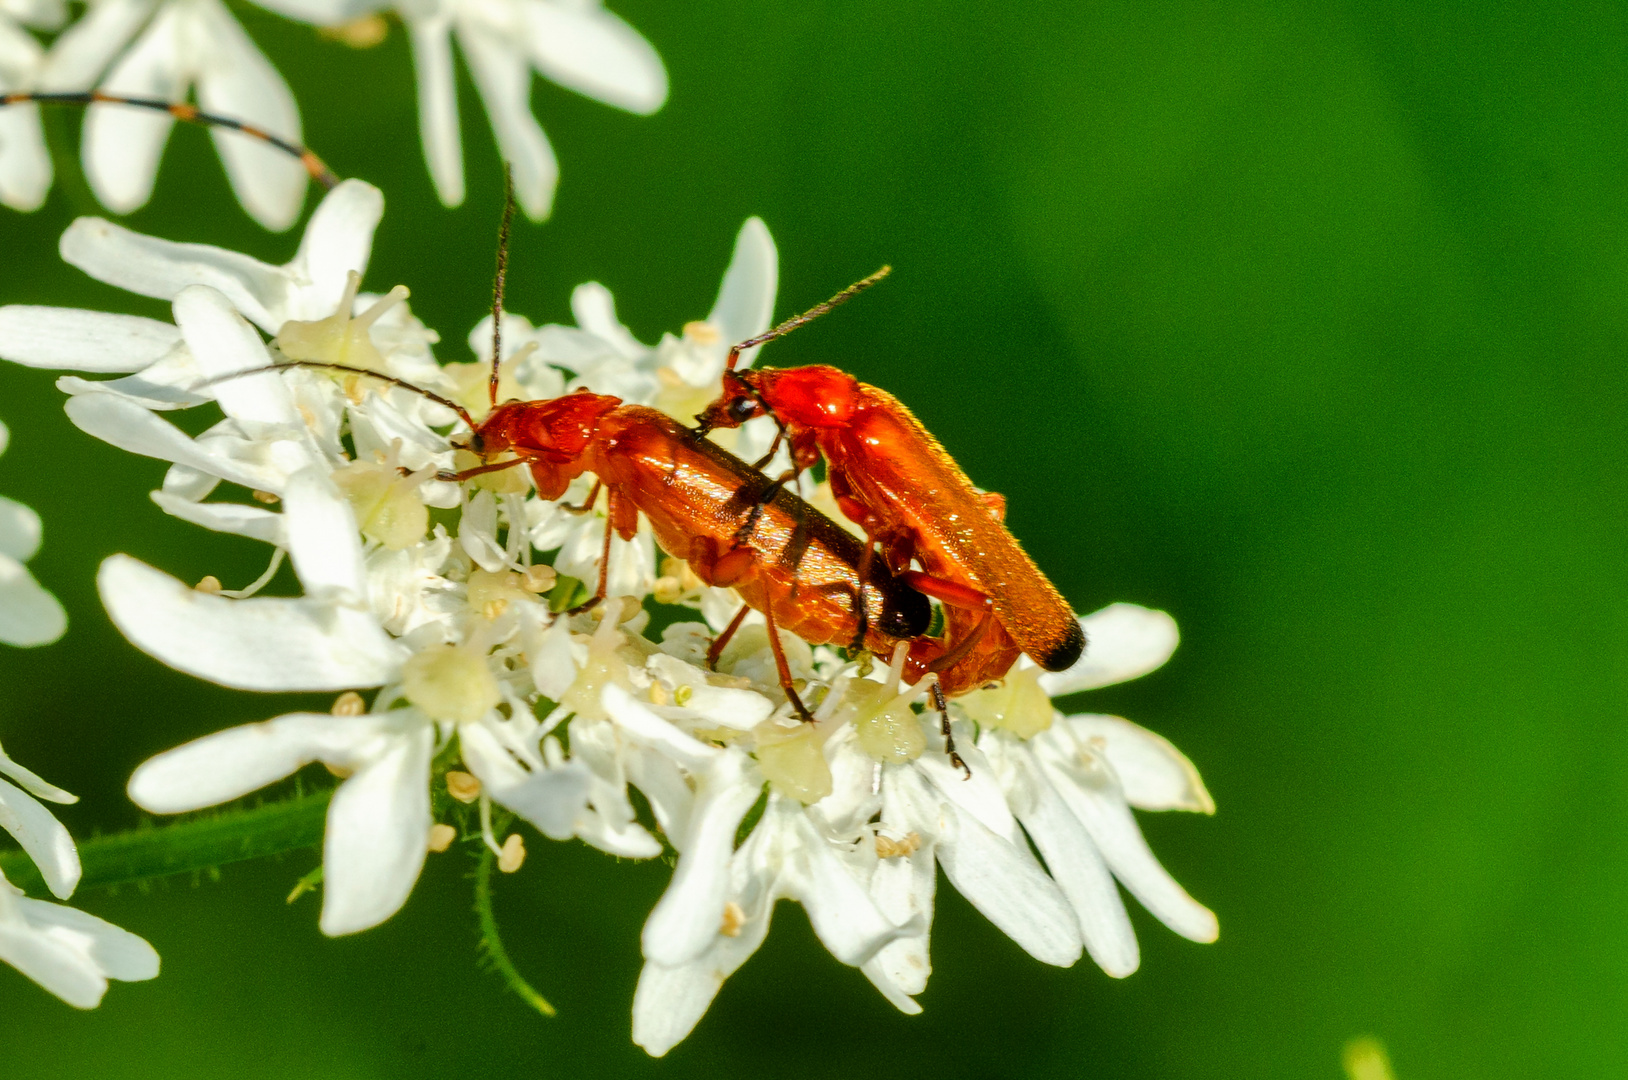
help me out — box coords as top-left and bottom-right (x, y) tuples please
(474, 844), (556, 1017)
(0, 790), (332, 895)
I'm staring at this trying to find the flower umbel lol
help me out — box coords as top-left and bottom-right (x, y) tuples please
(0, 189), (1215, 1048)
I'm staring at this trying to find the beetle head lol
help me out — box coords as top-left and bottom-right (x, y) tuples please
(695, 365), (859, 433)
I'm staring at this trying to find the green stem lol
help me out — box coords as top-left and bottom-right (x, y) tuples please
(0, 790), (332, 896)
(475, 844), (556, 1017)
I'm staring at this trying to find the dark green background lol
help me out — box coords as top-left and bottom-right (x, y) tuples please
(2, 1), (1623, 1076)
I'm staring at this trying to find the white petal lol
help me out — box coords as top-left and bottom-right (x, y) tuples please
(465, 310), (537, 365)
(172, 286), (296, 425)
(161, 462), (219, 500)
(0, 890), (157, 1007)
(15, 895), (160, 982)
(320, 719), (434, 935)
(866, 771), (937, 998)
(519, 0), (667, 114)
(129, 710), (406, 813)
(784, 806), (900, 966)
(622, 742), (692, 840)
(1066, 714), (1214, 814)
(0, 778), (80, 898)
(63, 393), (277, 492)
(37, 0), (152, 91)
(861, 958), (923, 1016)
(603, 684), (720, 772)
(0, 89), (50, 212)
(460, 722), (590, 840)
(640, 749), (760, 966)
(1034, 734), (1218, 943)
(0, 554), (66, 647)
(407, 15), (464, 208)
(0, 922), (103, 1007)
(918, 736), (1026, 849)
(646, 654), (772, 731)
(149, 491), (286, 546)
(193, 0), (306, 231)
(287, 180), (385, 320)
(0, 743), (76, 804)
(283, 467), (367, 601)
(1, 0), (66, 29)
(631, 823), (777, 1056)
(569, 281), (645, 359)
(707, 218), (778, 354)
(60, 217), (285, 331)
(459, 22), (558, 221)
(82, 3), (187, 216)
(241, 0), (358, 24)
(98, 555), (406, 691)
(632, 906), (770, 1056)
(931, 792), (1082, 967)
(1001, 740), (1137, 976)
(56, 364), (209, 411)
(0, 306), (181, 372)
(457, 488), (506, 572)
(1038, 603), (1179, 697)
(0, 494), (41, 562)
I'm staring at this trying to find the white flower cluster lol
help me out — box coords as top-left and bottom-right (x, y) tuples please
(2, 0), (663, 225)
(0, 424), (158, 1007)
(0, 181), (1216, 1052)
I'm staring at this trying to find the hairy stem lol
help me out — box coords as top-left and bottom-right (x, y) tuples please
(475, 844), (556, 1017)
(0, 790), (332, 895)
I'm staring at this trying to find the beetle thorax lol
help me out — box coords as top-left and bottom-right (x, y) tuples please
(757, 365), (860, 428)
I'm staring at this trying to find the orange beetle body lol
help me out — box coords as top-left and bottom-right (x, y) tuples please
(475, 392), (932, 671)
(698, 364), (1084, 695)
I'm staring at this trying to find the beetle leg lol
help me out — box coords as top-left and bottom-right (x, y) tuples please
(707, 604), (752, 671)
(688, 536), (757, 587)
(903, 571), (998, 681)
(566, 503), (616, 615)
(760, 600), (815, 723)
(897, 570), (994, 618)
(436, 457), (528, 483)
(734, 470), (794, 546)
(849, 539), (876, 653)
(749, 427), (785, 471)
(929, 678), (969, 779)
(561, 479), (602, 514)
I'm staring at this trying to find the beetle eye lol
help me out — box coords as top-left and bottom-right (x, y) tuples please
(728, 397), (758, 423)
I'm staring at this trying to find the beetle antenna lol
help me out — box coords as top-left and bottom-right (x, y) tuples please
(489, 164), (516, 411)
(2, 91), (339, 190)
(193, 361), (479, 430)
(724, 265), (892, 371)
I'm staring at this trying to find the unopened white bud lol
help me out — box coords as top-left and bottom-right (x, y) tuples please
(403, 644), (501, 724)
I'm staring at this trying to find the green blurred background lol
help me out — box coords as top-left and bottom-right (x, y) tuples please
(2, 0), (1624, 1076)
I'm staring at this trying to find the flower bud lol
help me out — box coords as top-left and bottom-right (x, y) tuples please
(956, 666), (1054, 739)
(403, 643), (501, 724)
(753, 720), (831, 804)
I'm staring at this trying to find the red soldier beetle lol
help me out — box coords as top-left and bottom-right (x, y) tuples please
(215, 181), (932, 724)
(693, 269), (1087, 725)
